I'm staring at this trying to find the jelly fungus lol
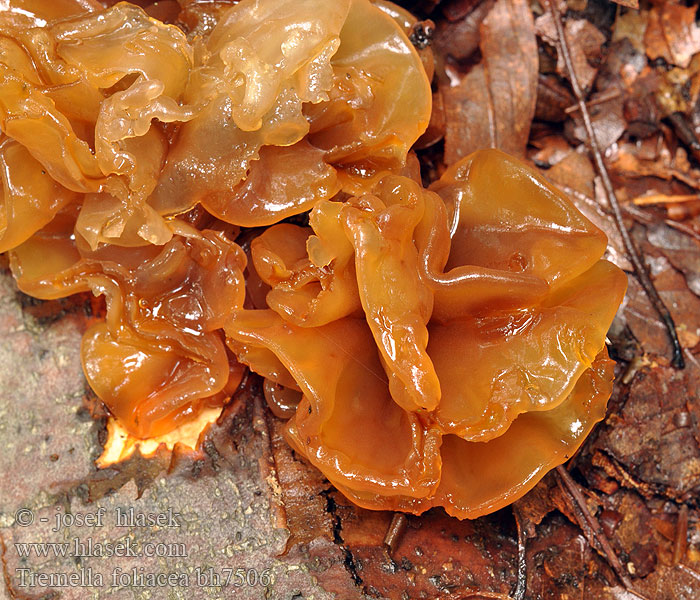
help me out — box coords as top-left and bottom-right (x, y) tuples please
(0, 0), (625, 518)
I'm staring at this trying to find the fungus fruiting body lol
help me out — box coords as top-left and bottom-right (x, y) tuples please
(0, 0), (626, 518)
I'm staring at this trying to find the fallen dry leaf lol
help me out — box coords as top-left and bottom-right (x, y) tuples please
(442, 0), (537, 162)
(612, 8), (648, 54)
(644, 2), (700, 69)
(433, 0), (495, 62)
(611, 140), (700, 190)
(611, 0), (639, 8)
(534, 73), (576, 122)
(536, 13), (607, 92)
(567, 92), (627, 151)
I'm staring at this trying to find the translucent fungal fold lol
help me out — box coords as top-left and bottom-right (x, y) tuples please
(0, 0), (625, 519)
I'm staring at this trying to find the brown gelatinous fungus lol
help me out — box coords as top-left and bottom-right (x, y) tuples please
(0, 0), (626, 518)
(226, 150), (627, 518)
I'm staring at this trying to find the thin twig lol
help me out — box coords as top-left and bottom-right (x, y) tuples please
(546, 0), (685, 369)
(564, 88), (621, 114)
(617, 202), (700, 243)
(555, 466), (647, 598)
(663, 219), (700, 243)
(559, 183), (700, 246)
(673, 504), (689, 566)
(456, 593), (516, 600)
(678, 564), (700, 582)
(632, 193), (700, 206)
(666, 112), (700, 160)
(383, 513), (408, 555)
(511, 510), (528, 600)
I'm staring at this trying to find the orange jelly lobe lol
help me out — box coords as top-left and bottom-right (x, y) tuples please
(0, 0), (625, 518)
(228, 149), (626, 518)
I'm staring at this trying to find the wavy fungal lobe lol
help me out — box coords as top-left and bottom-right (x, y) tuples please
(0, 0), (625, 519)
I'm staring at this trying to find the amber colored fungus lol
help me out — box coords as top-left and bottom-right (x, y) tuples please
(0, 0), (626, 518)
